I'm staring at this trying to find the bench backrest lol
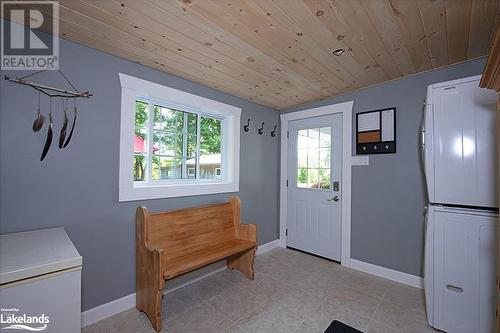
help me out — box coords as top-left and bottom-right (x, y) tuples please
(139, 199), (238, 261)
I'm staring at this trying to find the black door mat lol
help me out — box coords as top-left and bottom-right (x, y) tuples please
(324, 320), (364, 333)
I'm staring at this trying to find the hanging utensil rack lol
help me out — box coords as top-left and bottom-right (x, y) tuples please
(3, 70), (92, 98)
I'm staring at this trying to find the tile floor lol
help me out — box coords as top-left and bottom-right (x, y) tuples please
(83, 247), (437, 333)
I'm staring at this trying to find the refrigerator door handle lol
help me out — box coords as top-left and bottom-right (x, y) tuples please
(419, 102), (426, 175)
(420, 123), (425, 168)
(423, 101), (434, 202)
(421, 102), (430, 202)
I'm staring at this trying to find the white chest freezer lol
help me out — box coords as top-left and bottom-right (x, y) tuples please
(0, 227), (82, 333)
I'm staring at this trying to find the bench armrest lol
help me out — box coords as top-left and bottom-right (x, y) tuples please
(138, 246), (165, 289)
(236, 223), (257, 242)
(229, 197), (258, 243)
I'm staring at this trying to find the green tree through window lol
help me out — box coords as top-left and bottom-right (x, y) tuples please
(134, 100), (222, 182)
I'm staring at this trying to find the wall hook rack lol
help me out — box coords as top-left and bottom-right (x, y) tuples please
(258, 122), (264, 135)
(271, 125), (277, 137)
(243, 118), (250, 132)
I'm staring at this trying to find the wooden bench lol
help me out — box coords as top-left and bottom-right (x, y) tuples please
(135, 196), (257, 332)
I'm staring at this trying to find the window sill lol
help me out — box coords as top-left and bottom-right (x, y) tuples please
(118, 181), (239, 201)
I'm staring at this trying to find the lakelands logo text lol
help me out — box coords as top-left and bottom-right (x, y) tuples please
(0, 309), (49, 331)
(1, 1), (59, 70)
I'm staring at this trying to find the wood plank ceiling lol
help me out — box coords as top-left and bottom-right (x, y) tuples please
(7, 0), (500, 109)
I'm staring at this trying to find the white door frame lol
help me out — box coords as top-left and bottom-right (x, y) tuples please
(279, 101), (353, 267)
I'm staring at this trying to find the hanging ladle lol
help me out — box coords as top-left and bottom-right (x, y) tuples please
(59, 98), (68, 148)
(63, 99), (78, 148)
(40, 97), (53, 161)
(32, 91), (44, 132)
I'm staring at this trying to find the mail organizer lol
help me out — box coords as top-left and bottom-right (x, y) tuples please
(356, 107), (396, 154)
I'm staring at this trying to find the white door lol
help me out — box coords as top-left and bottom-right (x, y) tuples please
(287, 113), (342, 261)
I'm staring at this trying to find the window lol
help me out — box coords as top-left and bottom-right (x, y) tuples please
(119, 73), (241, 201)
(297, 127), (331, 189)
(134, 101), (223, 183)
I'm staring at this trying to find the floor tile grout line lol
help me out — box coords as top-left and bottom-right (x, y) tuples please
(204, 288), (255, 326)
(201, 270), (287, 330)
(174, 270), (299, 327)
(364, 285), (390, 330)
(229, 277), (292, 325)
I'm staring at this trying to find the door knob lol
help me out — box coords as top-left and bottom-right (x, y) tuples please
(328, 196), (340, 202)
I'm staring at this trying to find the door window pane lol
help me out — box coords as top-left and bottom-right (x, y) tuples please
(308, 168), (319, 188)
(298, 129), (308, 148)
(298, 148), (307, 168)
(319, 169), (331, 189)
(319, 148), (330, 168)
(297, 126), (331, 189)
(307, 129), (320, 148)
(320, 127), (331, 147)
(308, 149), (319, 168)
(297, 168), (308, 188)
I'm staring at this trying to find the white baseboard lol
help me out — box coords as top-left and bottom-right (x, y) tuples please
(81, 293), (136, 328)
(82, 238), (281, 327)
(350, 259), (424, 289)
(256, 239), (282, 255)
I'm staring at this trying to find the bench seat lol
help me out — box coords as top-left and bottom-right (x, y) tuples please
(164, 239), (256, 279)
(136, 196), (257, 332)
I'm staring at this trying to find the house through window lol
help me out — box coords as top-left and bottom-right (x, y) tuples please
(133, 100), (223, 184)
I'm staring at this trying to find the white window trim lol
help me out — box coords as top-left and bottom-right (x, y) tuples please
(119, 73), (241, 201)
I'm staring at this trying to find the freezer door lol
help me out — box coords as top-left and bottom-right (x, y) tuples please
(433, 207), (497, 333)
(431, 79), (498, 207)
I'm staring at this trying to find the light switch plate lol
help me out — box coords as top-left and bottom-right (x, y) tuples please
(352, 156), (369, 166)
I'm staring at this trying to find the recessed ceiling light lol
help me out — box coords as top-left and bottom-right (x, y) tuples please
(333, 48), (345, 56)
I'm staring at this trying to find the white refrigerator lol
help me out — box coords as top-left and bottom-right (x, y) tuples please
(423, 75), (498, 333)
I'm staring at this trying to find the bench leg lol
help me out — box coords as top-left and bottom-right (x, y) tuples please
(136, 246), (164, 332)
(227, 247), (256, 280)
(137, 286), (163, 332)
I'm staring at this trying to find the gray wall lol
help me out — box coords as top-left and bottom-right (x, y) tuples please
(0, 32), (280, 310)
(284, 58), (487, 277)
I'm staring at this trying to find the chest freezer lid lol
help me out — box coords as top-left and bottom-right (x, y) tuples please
(0, 227), (82, 285)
